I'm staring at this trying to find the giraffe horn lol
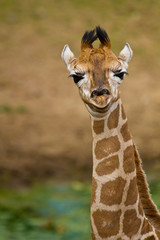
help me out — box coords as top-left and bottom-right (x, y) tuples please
(96, 26), (111, 49)
(81, 29), (97, 50)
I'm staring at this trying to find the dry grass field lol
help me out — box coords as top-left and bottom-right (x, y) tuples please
(0, 0), (160, 186)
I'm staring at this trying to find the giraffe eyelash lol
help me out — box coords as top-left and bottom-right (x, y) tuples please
(114, 71), (128, 80)
(69, 73), (85, 84)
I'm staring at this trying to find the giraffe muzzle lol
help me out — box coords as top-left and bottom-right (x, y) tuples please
(91, 88), (110, 98)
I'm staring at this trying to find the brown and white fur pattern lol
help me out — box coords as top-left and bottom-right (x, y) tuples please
(61, 27), (160, 240)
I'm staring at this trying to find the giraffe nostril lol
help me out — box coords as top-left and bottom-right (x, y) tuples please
(91, 89), (110, 98)
(101, 89), (111, 95)
(91, 90), (98, 98)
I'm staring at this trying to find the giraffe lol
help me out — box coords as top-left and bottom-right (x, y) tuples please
(61, 26), (160, 239)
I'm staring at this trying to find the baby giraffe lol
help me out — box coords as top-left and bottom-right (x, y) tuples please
(61, 26), (160, 240)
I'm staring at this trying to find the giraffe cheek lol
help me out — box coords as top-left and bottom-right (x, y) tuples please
(79, 86), (91, 103)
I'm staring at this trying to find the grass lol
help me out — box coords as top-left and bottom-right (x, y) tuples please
(0, 181), (159, 240)
(0, 105), (27, 114)
(0, 182), (91, 240)
(149, 180), (160, 210)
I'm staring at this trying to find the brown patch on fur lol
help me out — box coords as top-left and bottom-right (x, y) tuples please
(95, 155), (119, 176)
(123, 145), (135, 173)
(138, 200), (144, 216)
(144, 236), (156, 240)
(92, 209), (121, 238)
(91, 177), (97, 205)
(100, 177), (126, 205)
(95, 136), (120, 160)
(123, 209), (141, 237)
(134, 145), (160, 231)
(120, 121), (131, 142)
(141, 218), (153, 235)
(121, 104), (126, 120)
(107, 104), (120, 129)
(93, 120), (104, 134)
(155, 230), (160, 238)
(125, 177), (138, 206)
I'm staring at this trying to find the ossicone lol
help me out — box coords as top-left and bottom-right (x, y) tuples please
(81, 26), (111, 50)
(81, 29), (97, 50)
(96, 26), (111, 49)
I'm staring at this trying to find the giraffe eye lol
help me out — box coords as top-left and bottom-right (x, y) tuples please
(114, 71), (128, 80)
(69, 73), (84, 84)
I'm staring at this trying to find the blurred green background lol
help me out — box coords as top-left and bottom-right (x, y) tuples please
(0, 0), (160, 239)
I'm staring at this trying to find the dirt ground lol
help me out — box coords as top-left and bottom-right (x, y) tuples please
(0, 1), (160, 187)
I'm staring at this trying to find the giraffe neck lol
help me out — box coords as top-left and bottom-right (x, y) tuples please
(90, 98), (160, 240)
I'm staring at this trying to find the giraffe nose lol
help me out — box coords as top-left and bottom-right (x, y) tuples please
(91, 89), (110, 98)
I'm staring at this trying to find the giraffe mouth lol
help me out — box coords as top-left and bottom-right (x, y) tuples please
(89, 93), (112, 113)
(90, 102), (111, 113)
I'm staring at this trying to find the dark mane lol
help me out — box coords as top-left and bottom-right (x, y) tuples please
(81, 26), (111, 48)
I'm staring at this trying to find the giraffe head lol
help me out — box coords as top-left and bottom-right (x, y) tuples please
(62, 26), (133, 117)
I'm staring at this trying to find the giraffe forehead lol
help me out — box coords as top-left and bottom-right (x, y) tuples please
(77, 47), (120, 70)
(89, 51), (106, 65)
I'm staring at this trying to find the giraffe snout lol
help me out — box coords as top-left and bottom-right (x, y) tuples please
(91, 89), (110, 98)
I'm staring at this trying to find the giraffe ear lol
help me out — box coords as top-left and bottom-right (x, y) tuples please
(119, 43), (133, 63)
(61, 45), (75, 69)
